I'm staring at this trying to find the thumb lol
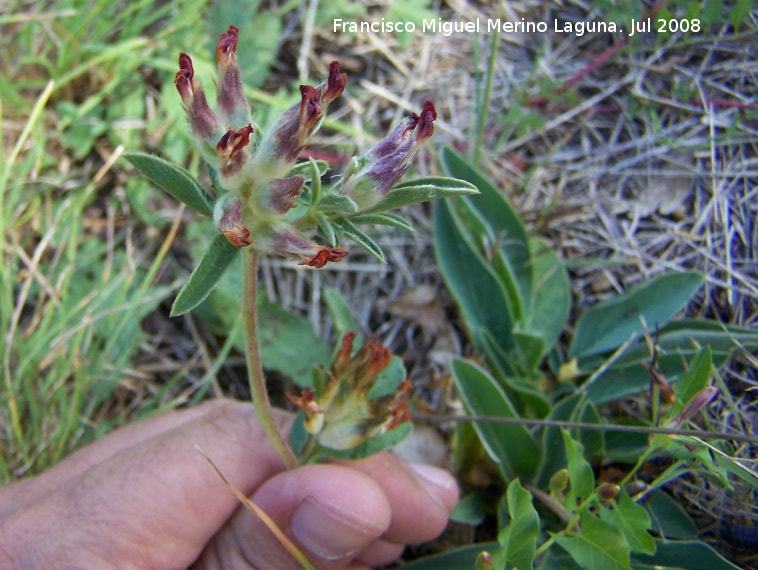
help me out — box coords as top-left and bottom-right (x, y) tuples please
(197, 464), (392, 570)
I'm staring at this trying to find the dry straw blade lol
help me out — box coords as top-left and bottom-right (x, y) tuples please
(195, 445), (316, 570)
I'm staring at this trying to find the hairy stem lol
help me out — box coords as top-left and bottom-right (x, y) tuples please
(242, 248), (298, 469)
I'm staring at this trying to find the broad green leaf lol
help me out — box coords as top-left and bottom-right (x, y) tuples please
(644, 491), (698, 540)
(360, 175), (479, 214)
(310, 421), (412, 460)
(527, 238), (570, 355)
(317, 193), (359, 214)
(334, 218), (385, 262)
(585, 319), (758, 366)
(171, 234), (239, 316)
(440, 147), (532, 315)
(576, 399), (604, 459)
(397, 543), (499, 570)
(257, 300), (332, 387)
(435, 200), (516, 357)
(368, 356), (406, 398)
(578, 318), (756, 404)
(124, 151), (214, 217)
(600, 491), (656, 555)
(552, 510), (631, 570)
(563, 431), (595, 508)
(632, 540), (741, 570)
(583, 351), (725, 405)
(513, 331), (546, 376)
(349, 212), (414, 232)
(450, 492), (487, 525)
(451, 358), (541, 481)
(673, 346), (712, 409)
(536, 394), (584, 489)
(447, 179), (526, 325)
(494, 480), (540, 570)
(569, 272), (704, 358)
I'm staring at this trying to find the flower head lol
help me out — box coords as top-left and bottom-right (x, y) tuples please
(174, 25), (437, 269)
(287, 332), (413, 450)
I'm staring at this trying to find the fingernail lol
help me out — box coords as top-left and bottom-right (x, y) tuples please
(407, 463), (457, 509)
(290, 496), (382, 561)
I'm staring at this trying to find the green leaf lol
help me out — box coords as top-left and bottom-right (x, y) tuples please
(257, 300), (332, 388)
(440, 147), (532, 317)
(311, 422), (412, 461)
(361, 176), (479, 214)
(526, 238), (570, 355)
(349, 212), (414, 232)
(494, 480), (540, 570)
(124, 151), (214, 217)
(600, 491), (656, 555)
(333, 218), (385, 262)
(673, 346), (712, 409)
(536, 394), (583, 489)
(569, 272), (704, 358)
(316, 214), (338, 246)
(307, 158), (322, 205)
(451, 358), (541, 481)
(317, 192), (359, 214)
(450, 492), (487, 525)
(563, 431), (595, 508)
(644, 491), (698, 540)
(435, 200), (516, 358)
(323, 287), (358, 337)
(633, 540), (741, 570)
(368, 356), (406, 398)
(171, 234), (239, 316)
(552, 510), (631, 570)
(578, 316), (758, 403)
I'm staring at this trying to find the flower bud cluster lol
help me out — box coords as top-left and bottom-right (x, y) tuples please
(176, 25), (436, 268)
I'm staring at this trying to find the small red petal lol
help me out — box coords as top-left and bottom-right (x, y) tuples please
(365, 340), (392, 376)
(216, 25), (240, 62)
(222, 226), (253, 248)
(321, 61), (348, 105)
(415, 100), (436, 142)
(175, 53), (195, 100)
(385, 380), (413, 431)
(216, 124), (254, 159)
(286, 389), (325, 414)
(300, 247), (347, 269)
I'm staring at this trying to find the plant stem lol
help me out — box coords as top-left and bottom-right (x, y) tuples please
(242, 248), (298, 469)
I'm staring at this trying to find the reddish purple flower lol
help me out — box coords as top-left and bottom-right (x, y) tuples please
(341, 101), (437, 210)
(215, 25), (251, 129)
(175, 53), (226, 163)
(252, 62), (347, 180)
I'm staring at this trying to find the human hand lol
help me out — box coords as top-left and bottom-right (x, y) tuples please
(0, 399), (458, 569)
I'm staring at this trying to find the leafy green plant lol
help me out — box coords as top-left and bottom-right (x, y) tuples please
(124, 26), (477, 471)
(414, 147), (758, 568)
